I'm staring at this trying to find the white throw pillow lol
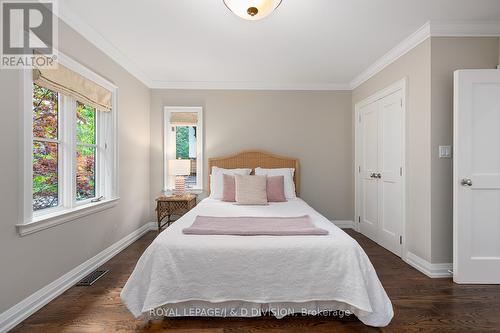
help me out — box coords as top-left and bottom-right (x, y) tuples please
(210, 167), (252, 199)
(234, 175), (268, 205)
(255, 167), (296, 199)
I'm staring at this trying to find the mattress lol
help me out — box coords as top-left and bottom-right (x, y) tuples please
(120, 198), (393, 327)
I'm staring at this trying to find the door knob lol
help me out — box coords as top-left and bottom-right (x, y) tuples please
(376, 173), (382, 179)
(370, 173), (376, 178)
(461, 178), (472, 186)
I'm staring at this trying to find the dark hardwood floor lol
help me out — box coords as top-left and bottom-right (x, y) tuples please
(11, 229), (500, 333)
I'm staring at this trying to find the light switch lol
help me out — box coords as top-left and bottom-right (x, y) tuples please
(439, 145), (452, 159)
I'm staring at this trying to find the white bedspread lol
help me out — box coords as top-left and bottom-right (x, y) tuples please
(121, 198), (393, 327)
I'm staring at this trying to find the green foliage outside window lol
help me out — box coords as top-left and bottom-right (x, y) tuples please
(33, 84), (59, 210)
(76, 102), (96, 201)
(176, 126), (189, 159)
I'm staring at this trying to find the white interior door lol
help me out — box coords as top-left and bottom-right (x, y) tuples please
(454, 69), (500, 284)
(358, 86), (404, 257)
(359, 102), (379, 241)
(377, 90), (403, 256)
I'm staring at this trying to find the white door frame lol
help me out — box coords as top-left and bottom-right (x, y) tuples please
(354, 77), (408, 258)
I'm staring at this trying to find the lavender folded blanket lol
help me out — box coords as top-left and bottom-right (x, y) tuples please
(182, 215), (329, 236)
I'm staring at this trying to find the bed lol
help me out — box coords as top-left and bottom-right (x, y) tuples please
(121, 151), (393, 327)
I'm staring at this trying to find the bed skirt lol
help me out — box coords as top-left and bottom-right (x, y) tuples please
(144, 300), (381, 324)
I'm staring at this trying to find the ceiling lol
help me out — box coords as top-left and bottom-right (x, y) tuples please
(60, 0), (500, 89)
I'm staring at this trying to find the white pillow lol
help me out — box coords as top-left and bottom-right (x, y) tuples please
(210, 167), (252, 199)
(255, 167), (296, 199)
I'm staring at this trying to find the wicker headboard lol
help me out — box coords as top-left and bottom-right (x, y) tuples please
(208, 150), (300, 196)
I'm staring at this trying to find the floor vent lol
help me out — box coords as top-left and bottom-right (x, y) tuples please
(76, 269), (109, 286)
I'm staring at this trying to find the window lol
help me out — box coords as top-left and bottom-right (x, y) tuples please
(32, 86), (103, 210)
(164, 107), (203, 192)
(19, 52), (118, 235)
(32, 84), (60, 211)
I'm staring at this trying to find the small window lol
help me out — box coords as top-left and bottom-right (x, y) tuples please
(164, 107), (203, 192)
(175, 125), (197, 188)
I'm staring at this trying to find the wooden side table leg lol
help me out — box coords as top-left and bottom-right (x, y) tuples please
(157, 205), (161, 233)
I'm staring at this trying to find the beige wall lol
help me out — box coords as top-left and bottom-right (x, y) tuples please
(352, 39), (432, 261)
(430, 37), (499, 263)
(0, 21), (151, 313)
(150, 90), (353, 221)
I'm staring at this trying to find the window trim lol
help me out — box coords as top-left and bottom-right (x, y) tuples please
(163, 106), (204, 194)
(17, 51), (119, 236)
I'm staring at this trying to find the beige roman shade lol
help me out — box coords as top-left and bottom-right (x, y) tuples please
(170, 112), (198, 126)
(33, 64), (112, 112)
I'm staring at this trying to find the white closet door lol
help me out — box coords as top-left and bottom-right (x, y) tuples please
(454, 69), (500, 284)
(358, 87), (404, 257)
(378, 90), (403, 257)
(359, 101), (379, 242)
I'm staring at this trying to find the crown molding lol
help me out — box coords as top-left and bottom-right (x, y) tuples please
(349, 22), (431, 89)
(150, 80), (352, 91)
(350, 20), (500, 89)
(430, 20), (500, 37)
(57, 2), (153, 88)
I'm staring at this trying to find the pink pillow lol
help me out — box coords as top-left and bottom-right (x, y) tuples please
(267, 176), (286, 202)
(222, 174), (236, 202)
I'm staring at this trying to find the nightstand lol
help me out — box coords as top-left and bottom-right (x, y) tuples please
(155, 194), (197, 232)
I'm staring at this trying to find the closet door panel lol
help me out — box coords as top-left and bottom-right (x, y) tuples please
(359, 102), (379, 242)
(378, 90), (403, 257)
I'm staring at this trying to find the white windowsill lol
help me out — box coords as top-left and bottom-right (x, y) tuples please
(16, 198), (119, 237)
(163, 189), (204, 195)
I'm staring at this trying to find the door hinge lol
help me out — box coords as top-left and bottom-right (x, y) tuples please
(400, 167), (403, 176)
(358, 216), (361, 223)
(400, 99), (403, 107)
(399, 235), (402, 244)
(358, 114), (361, 123)
(358, 165), (361, 173)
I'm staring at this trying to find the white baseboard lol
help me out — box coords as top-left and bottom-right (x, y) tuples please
(331, 220), (355, 229)
(0, 222), (156, 333)
(404, 251), (452, 278)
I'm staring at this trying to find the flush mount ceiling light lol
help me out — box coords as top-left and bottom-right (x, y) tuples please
(223, 0), (283, 21)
